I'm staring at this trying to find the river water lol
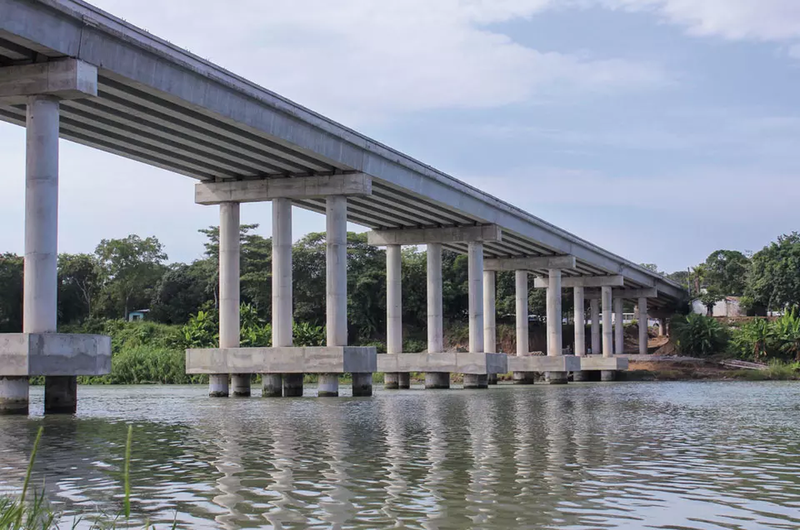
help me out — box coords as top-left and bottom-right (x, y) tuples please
(1, 382), (799, 529)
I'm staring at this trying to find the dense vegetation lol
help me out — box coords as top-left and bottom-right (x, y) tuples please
(2, 227), (800, 383)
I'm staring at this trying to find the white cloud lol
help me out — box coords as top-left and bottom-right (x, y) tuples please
(90, 0), (669, 123)
(600, 0), (800, 42)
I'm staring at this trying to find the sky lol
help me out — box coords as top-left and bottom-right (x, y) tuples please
(2, 0), (800, 273)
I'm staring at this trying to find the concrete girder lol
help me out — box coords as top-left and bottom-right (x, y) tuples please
(367, 224), (501, 246)
(195, 174), (372, 204)
(585, 288), (659, 300)
(532, 275), (623, 289)
(484, 255), (576, 272)
(0, 59), (97, 103)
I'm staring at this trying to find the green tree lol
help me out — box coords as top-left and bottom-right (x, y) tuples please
(57, 253), (103, 324)
(149, 262), (213, 324)
(95, 235), (168, 319)
(744, 232), (800, 314)
(703, 250), (750, 296)
(0, 253), (23, 332)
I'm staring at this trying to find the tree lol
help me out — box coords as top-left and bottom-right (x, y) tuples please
(95, 235), (168, 319)
(744, 232), (800, 314)
(703, 250), (750, 296)
(0, 253), (23, 332)
(58, 253), (103, 324)
(149, 262), (213, 324)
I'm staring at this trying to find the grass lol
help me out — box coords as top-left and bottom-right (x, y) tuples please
(0, 425), (176, 529)
(730, 361), (800, 381)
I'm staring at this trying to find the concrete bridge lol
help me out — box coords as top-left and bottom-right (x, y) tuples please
(0, 0), (686, 413)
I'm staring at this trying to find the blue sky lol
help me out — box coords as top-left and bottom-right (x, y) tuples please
(1, 0), (799, 273)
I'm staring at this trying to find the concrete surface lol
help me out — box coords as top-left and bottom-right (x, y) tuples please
(186, 346), (378, 374)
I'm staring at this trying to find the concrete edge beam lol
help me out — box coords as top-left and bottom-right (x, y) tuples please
(584, 288), (659, 300)
(533, 275), (623, 289)
(579, 356), (629, 371)
(507, 355), (581, 373)
(0, 333), (111, 376)
(376, 352), (508, 375)
(0, 59), (98, 103)
(186, 346), (377, 374)
(367, 224), (502, 246)
(485, 255), (576, 272)
(195, 173), (372, 205)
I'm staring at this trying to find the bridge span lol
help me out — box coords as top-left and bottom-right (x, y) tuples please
(0, 0), (686, 413)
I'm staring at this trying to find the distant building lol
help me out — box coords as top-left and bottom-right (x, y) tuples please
(692, 296), (742, 317)
(128, 309), (150, 322)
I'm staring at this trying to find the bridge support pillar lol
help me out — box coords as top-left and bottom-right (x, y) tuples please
(602, 286), (614, 358)
(546, 269), (567, 384)
(590, 298), (601, 355)
(513, 271), (535, 384)
(385, 244), (403, 389)
(638, 297), (649, 355)
(213, 201), (241, 398)
(614, 297), (624, 355)
(573, 286), (591, 382)
(426, 243), (448, 388)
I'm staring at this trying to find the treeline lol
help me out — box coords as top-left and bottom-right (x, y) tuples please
(643, 232), (800, 316)
(0, 224), (555, 343)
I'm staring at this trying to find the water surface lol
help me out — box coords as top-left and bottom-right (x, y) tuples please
(1, 382), (799, 529)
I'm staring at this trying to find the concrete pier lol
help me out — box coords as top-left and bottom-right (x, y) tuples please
(25, 96), (71, 414)
(426, 243), (448, 388)
(215, 201), (241, 398)
(468, 242), (484, 355)
(464, 374), (488, 389)
(425, 372), (450, 389)
(282, 374), (304, 397)
(546, 269), (566, 384)
(487, 373), (498, 385)
(44, 376), (77, 414)
(385, 244), (403, 389)
(638, 297), (649, 355)
(614, 297), (624, 355)
(590, 298), (601, 355)
(272, 197), (295, 396)
(573, 286), (591, 382)
(513, 270), (534, 384)
(318, 374), (339, 397)
(262, 374), (283, 397)
(483, 270), (496, 355)
(0, 377), (29, 415)
(351, 373), (373, 396)
(602, 286), (613, 357)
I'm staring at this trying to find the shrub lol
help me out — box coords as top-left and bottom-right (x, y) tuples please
(293, 322), (325, 346)
(772, 309), (800, 361)
(730, 318), (772, 361)
(671, 313), (729, 357)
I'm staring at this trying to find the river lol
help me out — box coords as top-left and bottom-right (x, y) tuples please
(1, 381), (799, 529)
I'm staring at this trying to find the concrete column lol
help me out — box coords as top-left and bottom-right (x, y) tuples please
(614, 297), (624, 355)
(385, 244), (404, 390)
(323, 196), (348, 397)
(468, 242), (484, 354)
(483, 270), (496, 354)
(590, 298), (601, 355)
(659, 317), (666, 337)
(546, 269), (567, 384)
(638, 297), (649, 356)
(19, 97), (61, 414)
(271, 197), (296, 397)
(213, 202), (238, 397)
(425, 243), (448, 389)
(601, 286), (613, 358)
(573, 286), (590, 382)
(513, 270), (534, 384)
(464, 374), (488, 389)
(573, 287), (585, 356)
(487, 373), (498, 385)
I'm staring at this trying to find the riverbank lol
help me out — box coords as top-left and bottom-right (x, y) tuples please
(625, 357), (800, 381)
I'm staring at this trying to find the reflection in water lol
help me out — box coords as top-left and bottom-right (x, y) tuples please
(1, 383), (800, 529)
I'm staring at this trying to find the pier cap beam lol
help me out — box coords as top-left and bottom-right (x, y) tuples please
(195, 174), (372, 205)
(0, 59), (98, 103)
(585, 288), (658, 300)
(533, 275), (623, 289)
(485, 255), (576, 272)
(367, 225), (501, 246)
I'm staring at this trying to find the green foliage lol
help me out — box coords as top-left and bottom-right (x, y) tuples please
(0, 253), (23, 332)
(95, 235), (168, 319)
(731, 361), (800, 380)
(744, 232), (800, 313)
(58, 253), (103, 325)
(729, 310), (800, 362)
(671, 313), (729, 357)
(149, 263), (212, 325)
(182, 310), (218, 348)
(293, 322), (325, 347)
